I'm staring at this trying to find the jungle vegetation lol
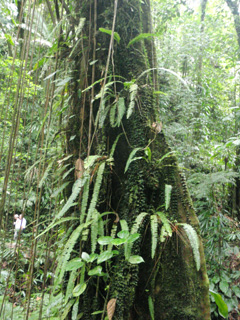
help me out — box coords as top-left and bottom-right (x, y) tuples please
(0, 0), (240, 319)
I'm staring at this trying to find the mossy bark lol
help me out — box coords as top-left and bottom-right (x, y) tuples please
(65, 0), (210, 319)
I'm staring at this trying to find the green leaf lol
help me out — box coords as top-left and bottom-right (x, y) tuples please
(72, 283), (87, 297)
(150, 214), (158, 259)
(126, 233), (140, 243)
(177, 223), (200, 271)
(209, 290), (228, 318)
(4, 33), (14, 45)
(98, 236), (113, 245)
(99, 27), (121, 43)
(97, 251), (113, 264)
(232, 285), (240, 298)
(112, 238), (127, 245)
(219, 280), (229, 295)
(88, 266), (102, 276)
(117, 230), (129, 239)
(127, 33), (154, 48)
(148, 296), (155, 320)
(165, 184), (172, 210)
(81, 252), (90, 262)
(128, 255), (144, 264)
(127, 84), (138, 119)
(65, 258), (84, 271)
(124, 147), (142, 173)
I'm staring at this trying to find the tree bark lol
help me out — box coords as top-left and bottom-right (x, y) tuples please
(65, 0), (211, 319)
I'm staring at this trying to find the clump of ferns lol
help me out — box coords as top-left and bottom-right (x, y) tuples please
(150, 211), (200, 271)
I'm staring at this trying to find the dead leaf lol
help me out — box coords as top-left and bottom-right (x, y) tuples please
(107, 298), (117, 320)
(152, 121), (162, 133)
(75, 158), (84, 179)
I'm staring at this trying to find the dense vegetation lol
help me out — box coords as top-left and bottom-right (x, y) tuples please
(1, 0), (240, 319)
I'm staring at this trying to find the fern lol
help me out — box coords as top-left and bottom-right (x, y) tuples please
(99, 27), (121, 43)
(156, 212), (172, 237)
(150, 215), (158, 259)
(84, 155), (101, 169)
(91, 210), (100, 253)
(127, 83), (138, 119)
(36, 217), (78, 239)
(86, 162), (105, 222)
(124, 147), (142, 173)
(54, 175), (88, 221)
(80, 176), (90, 224)
(110, 103), (117, 127)
(165, 184), (172, 210)
(117, 97), (126, 126)
(54, 221), (92, 289)
(51, 181), (70, 198)
(62, 167), (74, 180)
(71, 298), (80, 320)
(38, 160), (54, 188)
(127, 33), (154, 47)
(148, 296), (155, 320)
(110, 133), (123, 158)
(131, 212), (148, 234)
(120, 219), (129, 232)
(65, 270), (77, 303)
(177, 223), (200, 271)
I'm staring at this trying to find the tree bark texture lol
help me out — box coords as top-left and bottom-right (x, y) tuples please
(65, 0), (211, 319)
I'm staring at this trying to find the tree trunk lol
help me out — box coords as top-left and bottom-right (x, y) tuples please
(64, 0), (210, 319)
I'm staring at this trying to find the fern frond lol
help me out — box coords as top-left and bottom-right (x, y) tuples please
(38, 160), (54, 188)
(110, 102), (117, 127)
(62, 167), (74, 180)
(110, 133), (123, 158)
(165, 184), (172, 210)
(51, 181), (70, 198)
(86, 162), (106, 222)
(54, 221), (92, 289)
(156, 212), (172, 237)
(55, 175), (88, 221)
(117, 97), (126, 126)
(150, 215), (158, 259)
(127, 83), (138, 119)
(124, 147), (142, 173)
(91, 210), (100, 253)
(84, 155), (101, 169)
(65, 270), (77, 303)
(120, 219), (129, 232)
(71, 298), (80, 320)
(131, 212), (148, 234)
(177, 223), (200, 271)
(36, 217), (78, 239)
(80, 176), (90, 224)
(127, 33), (154, 47)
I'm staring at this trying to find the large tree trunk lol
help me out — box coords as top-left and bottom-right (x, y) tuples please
(64, 0), (210, 319)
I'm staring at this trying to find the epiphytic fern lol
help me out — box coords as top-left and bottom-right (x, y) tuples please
(150, 214), (158, 259)
(54, 220), (92, 290)
(177, 223), (200, 271)
(127, 83), (138, 119)
(55, 174), (89, 221)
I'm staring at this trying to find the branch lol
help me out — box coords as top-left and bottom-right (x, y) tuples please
(45, 0), (56, 26)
